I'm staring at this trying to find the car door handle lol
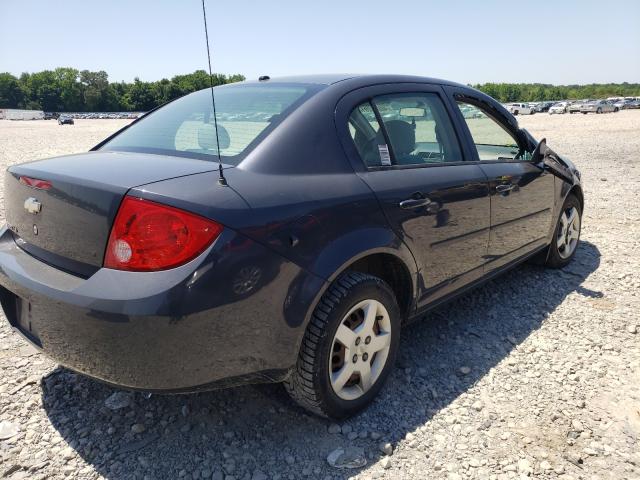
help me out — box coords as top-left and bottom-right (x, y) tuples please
(495, 184), (516, 193)
(399, 197), (432, 209)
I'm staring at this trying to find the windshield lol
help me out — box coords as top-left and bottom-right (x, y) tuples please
(101, 83), (320, 165)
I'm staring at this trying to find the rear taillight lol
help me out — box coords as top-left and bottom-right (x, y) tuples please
(104, 197), (223, 271)
(20, 176), (52, 190)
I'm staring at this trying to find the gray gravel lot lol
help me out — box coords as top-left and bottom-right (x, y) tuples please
(0, 113), (639, 480)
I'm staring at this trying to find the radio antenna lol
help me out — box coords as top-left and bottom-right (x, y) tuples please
(201, 0), (227, 186)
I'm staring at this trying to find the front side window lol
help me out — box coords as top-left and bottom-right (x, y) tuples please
(102, 84), (318, 165)
(455, 101), (527, 161)
(348, 92), (462, 167)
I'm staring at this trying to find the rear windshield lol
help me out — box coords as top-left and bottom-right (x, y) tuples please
(100, 84), (320, 165)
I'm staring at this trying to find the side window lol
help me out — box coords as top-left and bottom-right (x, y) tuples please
(455, 101), (529, 161)
(347, 93), (462, 167)
(348, 102), (384, 167)
(372, 93), (462, 165)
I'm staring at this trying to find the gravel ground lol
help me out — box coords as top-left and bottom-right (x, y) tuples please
(0, 113), (639, 480)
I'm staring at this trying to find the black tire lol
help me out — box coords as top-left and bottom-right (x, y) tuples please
(513, 110), (519, 115)
(596, 108), (602, 114)
(546, 194), (582, 269)
(614, 107), (619, 112)
(284, 272), (401, 419)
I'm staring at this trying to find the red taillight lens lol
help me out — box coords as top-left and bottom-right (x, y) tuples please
(20, 176), (52, 190)
(104, 197), (223, 271)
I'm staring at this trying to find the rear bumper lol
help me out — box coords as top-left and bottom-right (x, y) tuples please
(0, 226), (325, 391)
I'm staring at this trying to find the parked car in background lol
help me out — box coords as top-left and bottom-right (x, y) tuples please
(535, 102), (554, 113)
(549, 102), (570, 114)
(626, 100), (640, 109)
(458, 104), (485, 118)
(580, 100), (618, 114)
(613, 99), (637, 110)
(568, 100), (589, 114)
(0, 74), (584, 419)
(58, 115), (74, 125)
(506, 103), (534, 115)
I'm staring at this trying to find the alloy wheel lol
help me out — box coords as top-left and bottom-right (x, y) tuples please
(329, 299), (392, 401)
(557, 206), (580, 259)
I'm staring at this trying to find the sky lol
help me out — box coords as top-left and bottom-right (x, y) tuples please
(1, 0), (639, 85)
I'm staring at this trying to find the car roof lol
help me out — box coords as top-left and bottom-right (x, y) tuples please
(241, 74), (466, 88)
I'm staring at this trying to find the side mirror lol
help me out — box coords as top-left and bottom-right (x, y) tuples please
(531, 137), (548, 163)
(532, 138), (575, 184)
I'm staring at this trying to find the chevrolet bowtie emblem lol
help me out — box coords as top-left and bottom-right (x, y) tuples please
(24, 197), (42, 214)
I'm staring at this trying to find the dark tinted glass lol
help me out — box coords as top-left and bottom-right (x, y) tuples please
(102, 84), (318, 165)
(372, 93), (462, 166)
(455, 101), (527, 161)
(348, 102), (384, 166)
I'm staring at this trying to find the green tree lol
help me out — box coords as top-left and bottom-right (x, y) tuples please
(54, 67), (82, 111)
(80, 70), (110, 111)
(0, 73), (25, 107)
(474, 82), (640, 102)
(125, 78), (158, 111)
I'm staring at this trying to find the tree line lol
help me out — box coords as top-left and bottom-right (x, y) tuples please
(0, 68), (245, 112)
(472, 82), (640, 103)
(1, 68), (639, 112)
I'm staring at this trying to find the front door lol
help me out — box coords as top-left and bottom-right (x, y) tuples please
(339, 86), (490, 308)
(450, 95), (555, 270)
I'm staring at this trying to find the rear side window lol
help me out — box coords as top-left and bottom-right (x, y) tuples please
(348, 103), (383, 167)
(348, 92), (462, 167)
(102, 85), (318, 165)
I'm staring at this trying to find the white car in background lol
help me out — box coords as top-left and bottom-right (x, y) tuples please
(580, 100), (618, 114)
(506, 103), (534, 115)
(549, 101), (570, 114)
(613, 99), (637, 110)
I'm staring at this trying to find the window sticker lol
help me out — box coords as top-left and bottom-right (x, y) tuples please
(378, 144), (391, 166)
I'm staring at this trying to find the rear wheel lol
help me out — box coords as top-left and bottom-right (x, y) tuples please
(596, 108), (602, 114)
(513, 110), (519, 115)
(284, 272), (400, 419)
(546, 194), (582, 268)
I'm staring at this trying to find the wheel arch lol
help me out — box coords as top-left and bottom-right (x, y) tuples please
(285, 239), (418, 377)
(309, 228), (419, 322)
(569, 184), (584, 210)
(342, 252), (415, 320)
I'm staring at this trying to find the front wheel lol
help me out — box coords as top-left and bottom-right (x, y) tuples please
(284, 272), (401, 419)
(546, 194), (582, 268)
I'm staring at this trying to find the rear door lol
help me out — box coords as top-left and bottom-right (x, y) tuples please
(445, 89), (555, 271)
(336, 84), (490, 308)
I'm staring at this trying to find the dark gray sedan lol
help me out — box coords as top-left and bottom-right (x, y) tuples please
(0, 75), (584, 418)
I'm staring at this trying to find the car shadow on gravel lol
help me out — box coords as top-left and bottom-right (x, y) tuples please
(41, 241), (600, 480)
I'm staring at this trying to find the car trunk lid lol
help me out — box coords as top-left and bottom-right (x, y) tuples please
(4, 151), (218, 274)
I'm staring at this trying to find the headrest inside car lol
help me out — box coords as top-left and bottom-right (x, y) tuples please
(198, 123), (230, 151)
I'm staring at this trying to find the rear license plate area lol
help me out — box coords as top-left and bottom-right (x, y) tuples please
(15, 297), (42, 346)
